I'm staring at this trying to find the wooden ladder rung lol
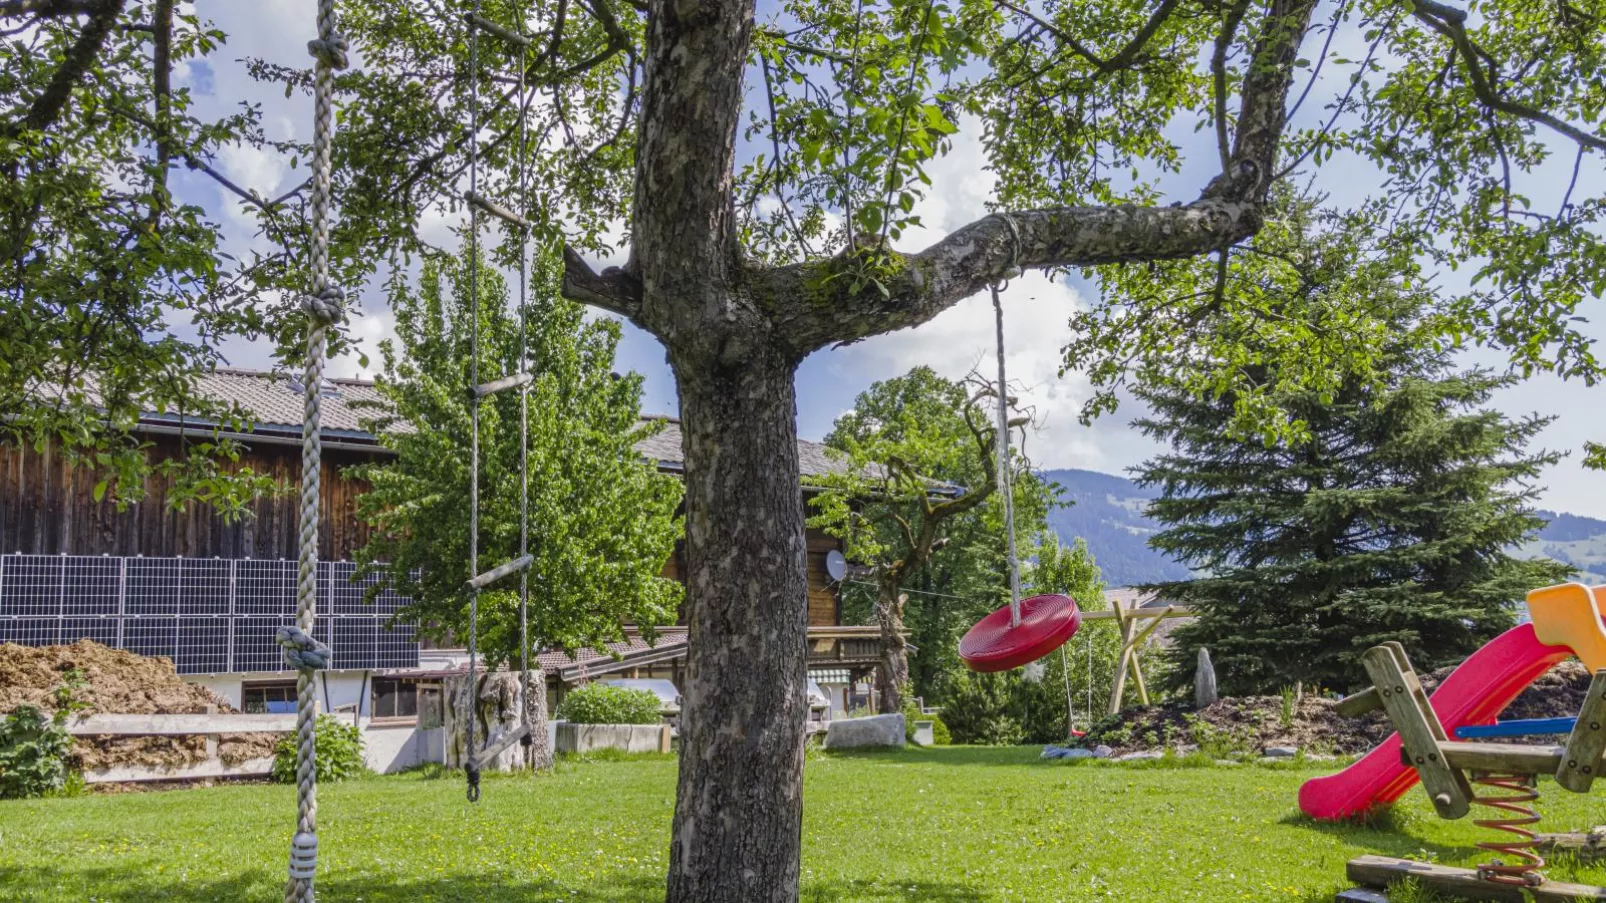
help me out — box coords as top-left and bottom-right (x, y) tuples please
(474, 724), (530, 770)
(473, 371), (533, 398)
(464, 12), (533, 48)
(466, 554), (533, 591)
(465, 192), (533, 231)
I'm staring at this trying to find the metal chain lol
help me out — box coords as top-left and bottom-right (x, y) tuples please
(465, 0), (484, 804)
(287, 0), (348, 898)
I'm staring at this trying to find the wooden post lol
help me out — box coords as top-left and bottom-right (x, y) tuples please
(1125, 615), (1169, 707)
(1558, 669), (1606, 793)
(1361, 643), (1470, 819)
(1108, 599), (1133, 715)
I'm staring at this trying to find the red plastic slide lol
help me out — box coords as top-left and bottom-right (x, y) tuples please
(1297, 623), (1572, 821)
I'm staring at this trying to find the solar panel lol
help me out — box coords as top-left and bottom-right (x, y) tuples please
(329, 561), (371, 615)
(62, 556), (120, 615)
(0, 617), (61, 646)
(177, 617), (231, 674)
(376, 620), (420, 669)
(124, 616), (180, 661)
(236, 559), (296, 617)
(125, 558), (181, 615)
(63, 616), (121, 648)
(180, 559), (232, 616)
(2, 554), (423, 674)
(1, 555), (63, 617)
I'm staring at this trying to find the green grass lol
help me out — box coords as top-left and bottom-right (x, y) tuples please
(4, 747), (1606, 901)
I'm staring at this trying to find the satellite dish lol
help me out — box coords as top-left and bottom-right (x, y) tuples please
(825, 549), (848, 582)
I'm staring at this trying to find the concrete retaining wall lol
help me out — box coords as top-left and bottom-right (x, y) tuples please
(555, 723), (671, 754)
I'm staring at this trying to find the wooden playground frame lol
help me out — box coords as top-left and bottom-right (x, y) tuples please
(1082, 600), (1193, 714)
(1335, 641), (1606, 901)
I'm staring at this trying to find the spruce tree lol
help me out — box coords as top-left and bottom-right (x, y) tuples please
(1136, 215), (1571, 696)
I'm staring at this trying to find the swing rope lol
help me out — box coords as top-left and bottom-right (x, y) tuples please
(990, 213), (1023, 627)
(465, 0), (484, 803)
(285, 0), (348, 897)
(464, 0), (537, 803)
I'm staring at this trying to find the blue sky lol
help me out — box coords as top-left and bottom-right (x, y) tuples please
(182, 1), (1606, 517)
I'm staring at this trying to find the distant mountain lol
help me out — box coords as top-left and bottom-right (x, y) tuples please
(1039, 471), (1606, 588)
(1037, 468), (1191, 587)
(1515, 510), (1606, 584)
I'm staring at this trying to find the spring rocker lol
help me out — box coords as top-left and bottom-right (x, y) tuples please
(1324, 582), (1606, 901)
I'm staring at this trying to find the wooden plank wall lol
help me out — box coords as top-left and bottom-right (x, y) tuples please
(806, 528), (842, 626)
(0, 436), (380, 561)
(658, 530), (842, 627)
(3, 435), (846, 625)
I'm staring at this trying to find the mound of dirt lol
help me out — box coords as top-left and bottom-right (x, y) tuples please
(0, 640), (282, 771)
(1082, 694), (1394, 757)
(1082, 660), (1597, 757)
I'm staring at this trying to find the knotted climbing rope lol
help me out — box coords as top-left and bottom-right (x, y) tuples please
(285, 0), (347, 898)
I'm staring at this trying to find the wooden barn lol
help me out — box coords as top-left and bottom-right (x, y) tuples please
(0, 368), (884, 732)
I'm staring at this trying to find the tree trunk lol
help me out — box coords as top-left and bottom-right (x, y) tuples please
(666, 347), (809, 903)
(875, 589), (909, 715)
(524, 668), (553, 771)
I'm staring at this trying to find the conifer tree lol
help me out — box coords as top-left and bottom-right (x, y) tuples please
(1136, 211), (1571, 696)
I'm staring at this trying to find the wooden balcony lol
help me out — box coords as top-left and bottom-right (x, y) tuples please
(806, 625), (883, 668)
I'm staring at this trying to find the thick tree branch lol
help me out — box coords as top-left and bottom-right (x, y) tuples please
(9, 0), (124, 136)
(0, 0), (100, 16)
(1413, 0), (1606, 151)
(761, 0), (1318, 353)
(561, 246), (643, 319)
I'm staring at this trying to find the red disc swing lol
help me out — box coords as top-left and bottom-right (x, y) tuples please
(959, 261), (1081, 673)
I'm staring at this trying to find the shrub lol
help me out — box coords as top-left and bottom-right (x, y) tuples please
(0, 706), (74, 799)
(0, 669), (86, 800)
(939, 672), (1026, 745)
(556, 683), (662, 725)
(273, 715), (368, 784)
(899, 697), (951, 746)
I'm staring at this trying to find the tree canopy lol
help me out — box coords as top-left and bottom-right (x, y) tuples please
(1132, 202), (1572, 694)
(349, 250), (683, 665)
(808, 364), (1052, 710)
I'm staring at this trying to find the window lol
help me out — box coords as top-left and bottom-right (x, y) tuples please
(242, 681), (299, 714)
(371, 677), (442, 727)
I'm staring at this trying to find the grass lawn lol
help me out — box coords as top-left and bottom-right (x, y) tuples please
(5, 747), (1606, 901)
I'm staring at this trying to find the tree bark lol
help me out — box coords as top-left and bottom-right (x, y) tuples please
(524, 667), (554, 771)
(875, 589), (909, 714)
(666, 344), (809, 903)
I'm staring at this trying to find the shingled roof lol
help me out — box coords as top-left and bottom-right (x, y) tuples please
(536, 630), (690, 682)
(636, 417), (853, 480)
(169, 368), (391, 436)
(164, 368), (853, 477)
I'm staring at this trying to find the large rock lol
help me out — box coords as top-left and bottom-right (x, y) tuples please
(1195, 647), (1218, 709)
(824, 713), (905, 749)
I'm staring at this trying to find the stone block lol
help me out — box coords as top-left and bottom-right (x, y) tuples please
(823, 714), (905, 749)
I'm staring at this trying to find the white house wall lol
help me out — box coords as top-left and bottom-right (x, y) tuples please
(184, 669), (439, 774)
